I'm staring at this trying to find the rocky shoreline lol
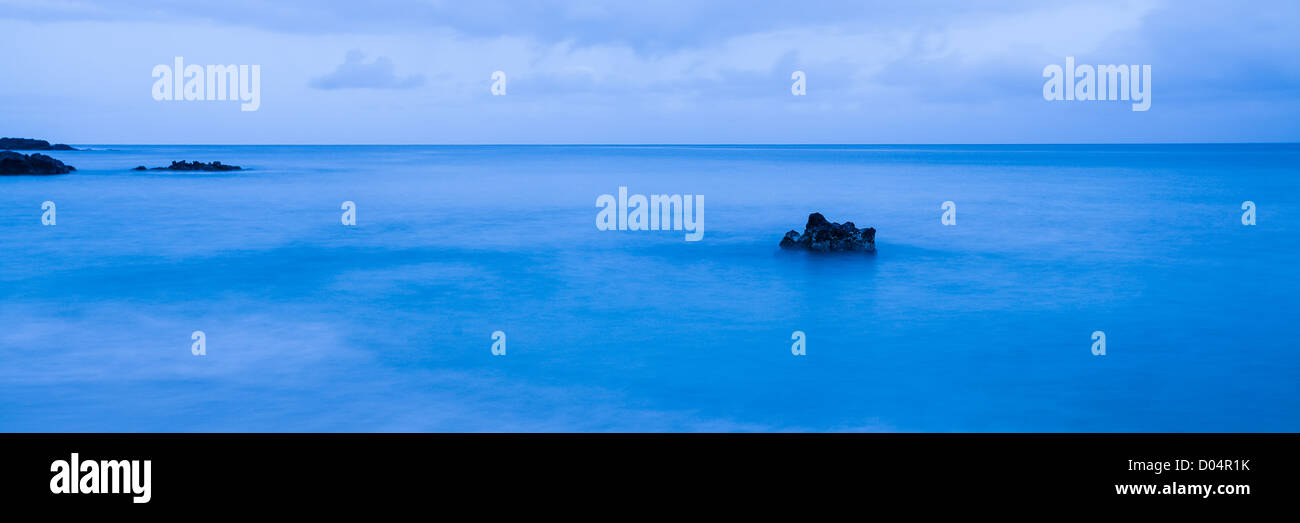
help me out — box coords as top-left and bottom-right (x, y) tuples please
(0, 151), (77, 175)
(0, 137), (77, 151)
(133, 160), (242, 172)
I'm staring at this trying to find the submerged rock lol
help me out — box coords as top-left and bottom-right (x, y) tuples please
(0, 151), (76, 175)
(779, 212), (875, 253)
(0, 137), (77, 151)
(137, 160), (241, 172)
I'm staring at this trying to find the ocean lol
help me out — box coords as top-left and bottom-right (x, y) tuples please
(1, 144), (1296, 431)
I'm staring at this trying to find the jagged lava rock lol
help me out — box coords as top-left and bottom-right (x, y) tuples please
(779, 212), (875, 253)
(139, 160), (241, 172)
(0, 137), (77, 151)
(0, 151), (76, 175)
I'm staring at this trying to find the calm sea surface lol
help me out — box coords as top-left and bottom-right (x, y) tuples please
(1, 145), (1296, 431)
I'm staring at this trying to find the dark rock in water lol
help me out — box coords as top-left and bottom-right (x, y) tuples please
(0, 151), (76, 175)
(132, 166), (147, 170)
(0, 137), (77, 151)
(139, 160), (241, 172)
(779, 212), (876, 253)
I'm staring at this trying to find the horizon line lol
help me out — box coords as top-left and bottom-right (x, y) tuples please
(44, 141), (1300, 147)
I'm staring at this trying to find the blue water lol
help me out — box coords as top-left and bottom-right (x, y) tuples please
(1, 145), (1296, 431)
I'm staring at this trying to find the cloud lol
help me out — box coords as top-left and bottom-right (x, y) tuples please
(2, 0), (1298, 142)
(309, 50), (425, 90)
(0, 0), (1043, 48)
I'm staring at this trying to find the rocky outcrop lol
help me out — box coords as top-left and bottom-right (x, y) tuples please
(0, 151), (76, 175)
(0, 137), (77, 151)
(779, 212), (875, 253)
(133, 160), (241, 172)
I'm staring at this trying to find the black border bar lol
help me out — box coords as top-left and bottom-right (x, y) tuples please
(3, 433), (1292, 511)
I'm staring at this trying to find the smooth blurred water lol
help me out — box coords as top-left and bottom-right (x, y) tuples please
(1, 144), (1296, 431)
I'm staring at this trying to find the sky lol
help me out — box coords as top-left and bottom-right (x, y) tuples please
(1, 0), (1297, 144)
